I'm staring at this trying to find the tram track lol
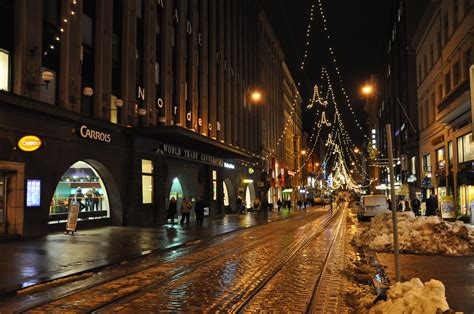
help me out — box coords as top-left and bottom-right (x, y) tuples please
(90, 209), (342, 313)
(4, 210), (329, 313)
(234, 207), (346, 313)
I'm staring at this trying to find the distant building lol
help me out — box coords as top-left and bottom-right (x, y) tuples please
(412, 0), (473, 219)
(377, 0), (429, 199)
(0, 0), (301, 237)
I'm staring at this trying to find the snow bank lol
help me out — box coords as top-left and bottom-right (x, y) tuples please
(367, 278), (450, 313)
(352, 211), (474, 255)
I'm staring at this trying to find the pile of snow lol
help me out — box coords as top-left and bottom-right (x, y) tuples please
(353, 211), (474, 255)
(367, 278), (450, 313)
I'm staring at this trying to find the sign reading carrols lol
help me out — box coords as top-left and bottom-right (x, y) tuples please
(18, 135), (42, 152)
(79, 125), (111, 143)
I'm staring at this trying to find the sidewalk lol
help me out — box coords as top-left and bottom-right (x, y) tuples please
(0, 206), (323, 295)
(376, 253), (474, 313)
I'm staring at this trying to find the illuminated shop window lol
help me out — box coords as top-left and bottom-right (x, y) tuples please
(49, 161), (110, 224)
(142, 159), (154, 204)
(0, 49), (10, 91)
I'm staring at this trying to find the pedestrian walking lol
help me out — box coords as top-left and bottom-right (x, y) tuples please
(167, 197), (178, 226)
(425, 190), (438, 216)
(397, 199), (405, 212)
(261, 198), (269, 220)
(236, 196), (243, 214)
(195, 196), (206, 227)
(404, 197), (412, 212)
(180, 197), (192, 226)
(253, 198), (261, 217)
(277, 198), (282, 212)
(411, 195), (421, 216)
(297, 199), (303, 210)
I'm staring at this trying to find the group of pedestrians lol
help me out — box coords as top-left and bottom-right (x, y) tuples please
(388, 189), (439, 217)
(166, 196), (206, 228)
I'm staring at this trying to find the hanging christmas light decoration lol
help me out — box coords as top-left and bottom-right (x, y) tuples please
(306, 84), (328, 109)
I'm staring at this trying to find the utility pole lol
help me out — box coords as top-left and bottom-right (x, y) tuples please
(386, 124), (401, 282)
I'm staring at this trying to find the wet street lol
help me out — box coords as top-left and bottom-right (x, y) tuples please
(0, 207), (347, 312)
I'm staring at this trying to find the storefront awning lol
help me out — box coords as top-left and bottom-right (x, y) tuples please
(135, 126), (254, 160)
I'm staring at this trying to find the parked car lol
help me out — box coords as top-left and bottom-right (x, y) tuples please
(357, 195), (389, 220)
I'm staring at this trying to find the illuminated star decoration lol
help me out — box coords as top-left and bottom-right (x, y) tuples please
(306, 84), (328, 109)
(317, 111), (331, 127)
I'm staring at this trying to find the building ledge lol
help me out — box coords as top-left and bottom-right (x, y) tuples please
(134, 125), (254, 160)
(437, 80), (469, 112)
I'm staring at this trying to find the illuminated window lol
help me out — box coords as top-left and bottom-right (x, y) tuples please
(436, 147), (445, 170)
(0, 49), (10, 91)
(410, 156), (416, 175)
(457, 133), (474, 163)
(49, 161), (110, 224)
(212, 170), (217, 200)
(141, 159), (153, 204)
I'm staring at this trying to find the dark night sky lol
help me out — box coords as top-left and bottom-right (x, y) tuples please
(261, 0), (392, 147)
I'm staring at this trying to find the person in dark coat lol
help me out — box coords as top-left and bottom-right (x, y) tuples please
(195, 196), (206, 227)
(167, 197), (178, 226)
(277, 199), (282, 212)
(297, 199), (303, 210)
(236, 196), (243, 214)
(261, 197), (269, 220)
(425, 193), (437, 216)
(411, 196), (421, 216)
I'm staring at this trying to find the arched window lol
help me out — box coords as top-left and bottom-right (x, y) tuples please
(49, 161), (110, 224)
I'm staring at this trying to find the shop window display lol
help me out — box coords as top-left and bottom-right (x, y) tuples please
(49, 161), (110, 224)
(458, 185), (474, 218)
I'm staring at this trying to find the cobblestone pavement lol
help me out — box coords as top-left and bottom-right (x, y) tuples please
(0, 207), (347, 312)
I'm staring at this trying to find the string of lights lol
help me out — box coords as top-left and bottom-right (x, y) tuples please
(253, 0), (319, 167)
(316, 0), (370, 141)
(43, 0), (77, 57)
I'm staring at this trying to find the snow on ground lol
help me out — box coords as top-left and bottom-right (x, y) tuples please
(352, 211), (474, 256)
(364, 278), (450, 314)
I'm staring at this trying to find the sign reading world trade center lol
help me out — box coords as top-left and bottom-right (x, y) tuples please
(156, 142), (224, 167)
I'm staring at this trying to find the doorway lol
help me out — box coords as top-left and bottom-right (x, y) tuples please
(169, 177), (184, 212)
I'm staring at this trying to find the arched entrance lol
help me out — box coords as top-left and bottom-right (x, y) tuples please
(223, 178), (236, 213)
(169, 177), (184, 212)
(244, 183), (256, 209)
(49, 160), (113, 224)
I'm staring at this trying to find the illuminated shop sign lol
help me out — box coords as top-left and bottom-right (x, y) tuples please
(26, 179), (41, 207)
(79, 125), (112, 143)
(157, 143), (224, 167)
(18, 135), (42, 152)
(248, 168), (254, 174)
(224, 162), (235, 169)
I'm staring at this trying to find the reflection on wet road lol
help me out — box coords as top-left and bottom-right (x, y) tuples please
(0, 208), (346, 312)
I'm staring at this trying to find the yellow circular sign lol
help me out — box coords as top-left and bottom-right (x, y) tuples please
(18, 135), (42, 152)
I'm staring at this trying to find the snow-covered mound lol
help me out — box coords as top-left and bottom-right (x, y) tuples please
(352, 211), (474, 255)
(367, 278), (450, 313)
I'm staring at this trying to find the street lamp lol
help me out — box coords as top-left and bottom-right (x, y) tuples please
(250, 90), (263, 104)
(301, 150), (307, 155)
(361, 84), (373, 96)
(354, 147), (360, 154)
